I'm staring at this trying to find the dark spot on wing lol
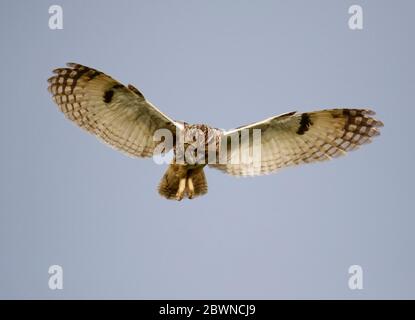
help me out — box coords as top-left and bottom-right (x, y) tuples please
(86, 69), (100, 80)
(128, 84), (145, 99)
(103, 89), (114, 103)
(296, 113), (313, 135)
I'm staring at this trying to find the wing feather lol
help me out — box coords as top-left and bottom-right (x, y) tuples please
(209, 108), (383, 176)
(48, 63), (180, 158)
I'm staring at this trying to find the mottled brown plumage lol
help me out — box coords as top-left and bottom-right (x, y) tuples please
(48, 63), (383, 200)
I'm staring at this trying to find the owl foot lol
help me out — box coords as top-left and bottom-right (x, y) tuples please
(187, 177), (194, 199)
(176, 178), (186, 201)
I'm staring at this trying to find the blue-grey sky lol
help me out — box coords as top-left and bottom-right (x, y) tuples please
(0, 0), (414, 299)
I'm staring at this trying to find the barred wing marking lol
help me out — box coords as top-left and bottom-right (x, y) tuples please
(209, 109), (383, 176)
(48, 63), (181, 158)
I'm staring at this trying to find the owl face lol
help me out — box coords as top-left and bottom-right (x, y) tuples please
(172, 124), (221, 165)
(180, 124), (219, 146)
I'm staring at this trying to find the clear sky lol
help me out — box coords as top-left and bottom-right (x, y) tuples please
(0, 0), (414, 298)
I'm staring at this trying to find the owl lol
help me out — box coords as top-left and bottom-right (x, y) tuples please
(48, 63), (383, 200)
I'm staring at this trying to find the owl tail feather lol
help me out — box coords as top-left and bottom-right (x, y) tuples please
(158, 164), (208, 200)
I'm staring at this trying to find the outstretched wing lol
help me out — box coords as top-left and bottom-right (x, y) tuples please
(48, 63), (181, 158)
(209, 109), (383, 176)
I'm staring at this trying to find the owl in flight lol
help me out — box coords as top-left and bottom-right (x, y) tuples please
(48, 63), (383, 201)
